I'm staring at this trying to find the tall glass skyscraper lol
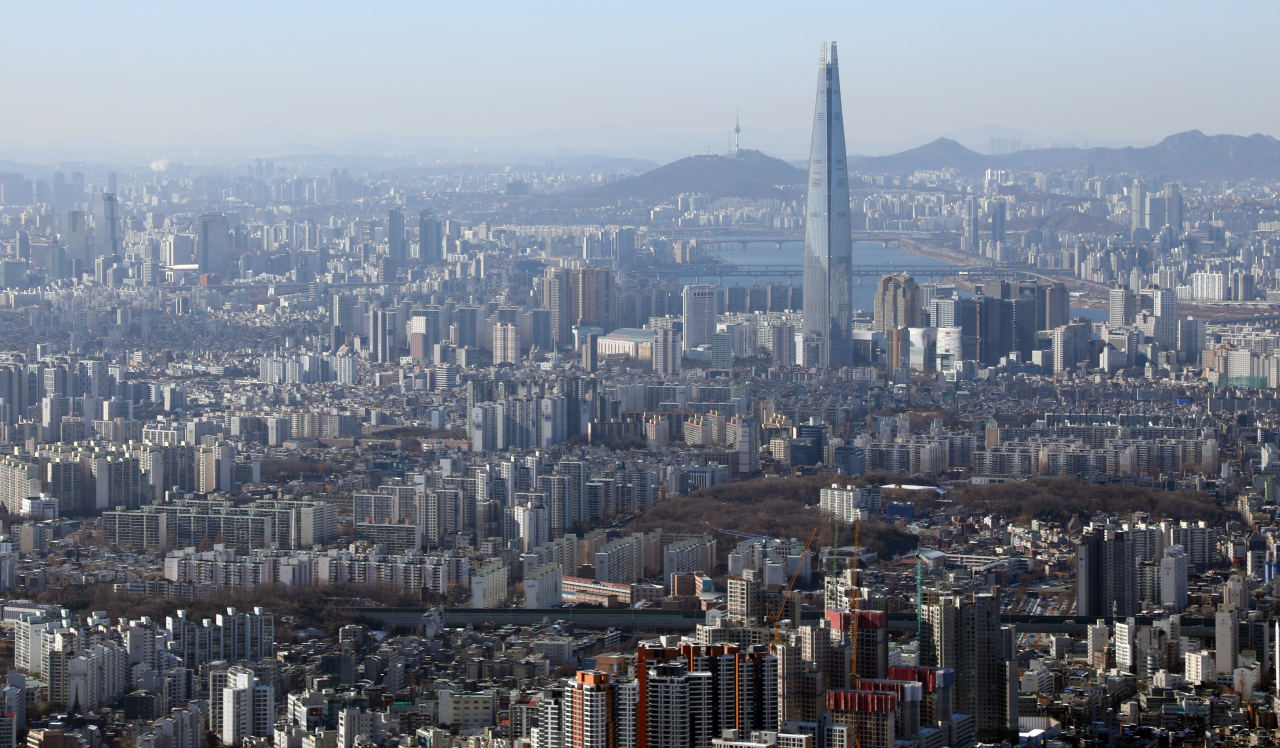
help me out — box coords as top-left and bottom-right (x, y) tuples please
(196, 212), (230, 278)
(388, 208), (406, 265)
(802, 42), (853, 368)
(92, 193), (120, 260)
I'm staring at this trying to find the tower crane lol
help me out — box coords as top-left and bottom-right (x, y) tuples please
(764, 528), (818, 643)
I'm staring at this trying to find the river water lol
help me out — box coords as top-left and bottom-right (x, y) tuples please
(688, 240), (959, 312)
(685, 239), (1098, 320)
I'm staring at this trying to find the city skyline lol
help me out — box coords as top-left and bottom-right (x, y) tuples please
(0, 6), (1277, 746)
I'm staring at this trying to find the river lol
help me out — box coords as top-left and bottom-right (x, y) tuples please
(689, 239), (1099, 320)
(687, 240), (955, 312)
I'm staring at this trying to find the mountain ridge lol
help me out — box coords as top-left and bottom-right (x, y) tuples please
(535, 149), (805, 209)
(849, 130), (1280, 181)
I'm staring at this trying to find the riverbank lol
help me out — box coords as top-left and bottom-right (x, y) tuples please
(895, 241), (1280, 320)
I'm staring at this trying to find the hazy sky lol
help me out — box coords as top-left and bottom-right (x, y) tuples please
(3, 0), (1277, 161)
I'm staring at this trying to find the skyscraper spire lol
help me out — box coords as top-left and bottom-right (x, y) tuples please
(802, 41), (853, 368)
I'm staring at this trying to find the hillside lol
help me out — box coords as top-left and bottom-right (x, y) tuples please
(916, 478), (1232, 525)
(626, 474), (918, 573)
(1070, 130), (1280, 182)
(850, 130), (1280, 182)
(849, 138), (988, 174)
(536, 149), (805, 209)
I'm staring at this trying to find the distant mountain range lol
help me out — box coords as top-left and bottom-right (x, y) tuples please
(539, 149), (804, 208)
(545, 130), (1280, 210)
(850, 130), (1280, 182)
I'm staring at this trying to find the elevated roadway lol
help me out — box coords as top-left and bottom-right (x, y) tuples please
(647, 263), (989, 281)
(351, 607), (1213, 637)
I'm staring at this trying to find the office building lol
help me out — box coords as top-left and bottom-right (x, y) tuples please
(196, 213), (230, 278)
(873, 275), (921, 335)
(1131, 179), (1146, 230)
(929, 297), (959, 329)
(1164, 182), (1183, 231)
(682, 285), (717, 354)
(710, 332), (733, 372)
(92, 193), (120, 260)
(387, 208), (405, 266)
(1109, 288), (1137, 327)
(990, 200), (1006, 245)
(1050, 323), (1091, 374)
(582, 333), (599, 372)
(653, 328), (681, 377)
(1149, 287), (1178, 348)
(1160, 545), (1189, 612)
(801, 42), (853, 369)
(1076, 528), (1136, 618)
(1000, 281), (1070, 336)
(964, 197), (979, 253)
(418, 210), (442, 263)
(62, 210), (90, 265)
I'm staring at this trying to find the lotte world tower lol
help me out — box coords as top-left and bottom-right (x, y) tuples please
(802, 42), (854, 369)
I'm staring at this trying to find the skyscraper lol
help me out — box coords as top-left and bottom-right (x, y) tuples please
(653, 328), (681, 377)
(872, 274), (921, 334)
(544, 267), (573, 349)
(1145, 195), (1167, 231)
(1076, 528), (1136, 618)
(387, 208), (405, 266)
(196, 213), (230, 278)
(92, 193), (120, 260)
(681, 285), (717, 354)
(331, 294), (355, 332)
(1164, 182), (1183, 231)
(1013, 280), (1069, 331)
(494, 322), (522, 365)
(1109, 288), (1137, 327)
(565, 671), (617, 748)
(573, 267), (617, 333)
(929, 297), (959, 329)
(1151, 287), (1178, 348)
(802, 42), (853, 369)
(1130, 179), (1146, 230)
(612, 228), (637, 267)
(418, 210), (442, 263)
(990, 199), (1007, 245)
(964, 197), (979, 253)
(1044, 281), (1071, 330)
(919, 590), (1018, 743)
(61, 210), (89, 267)
(370, 309), (394, 364)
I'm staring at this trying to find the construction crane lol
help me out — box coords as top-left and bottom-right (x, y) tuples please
(851, 514), (863, 748)
(915, 548), (927, 645)
(764, 528), (818, 643)
(851, 513), (861, 677)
